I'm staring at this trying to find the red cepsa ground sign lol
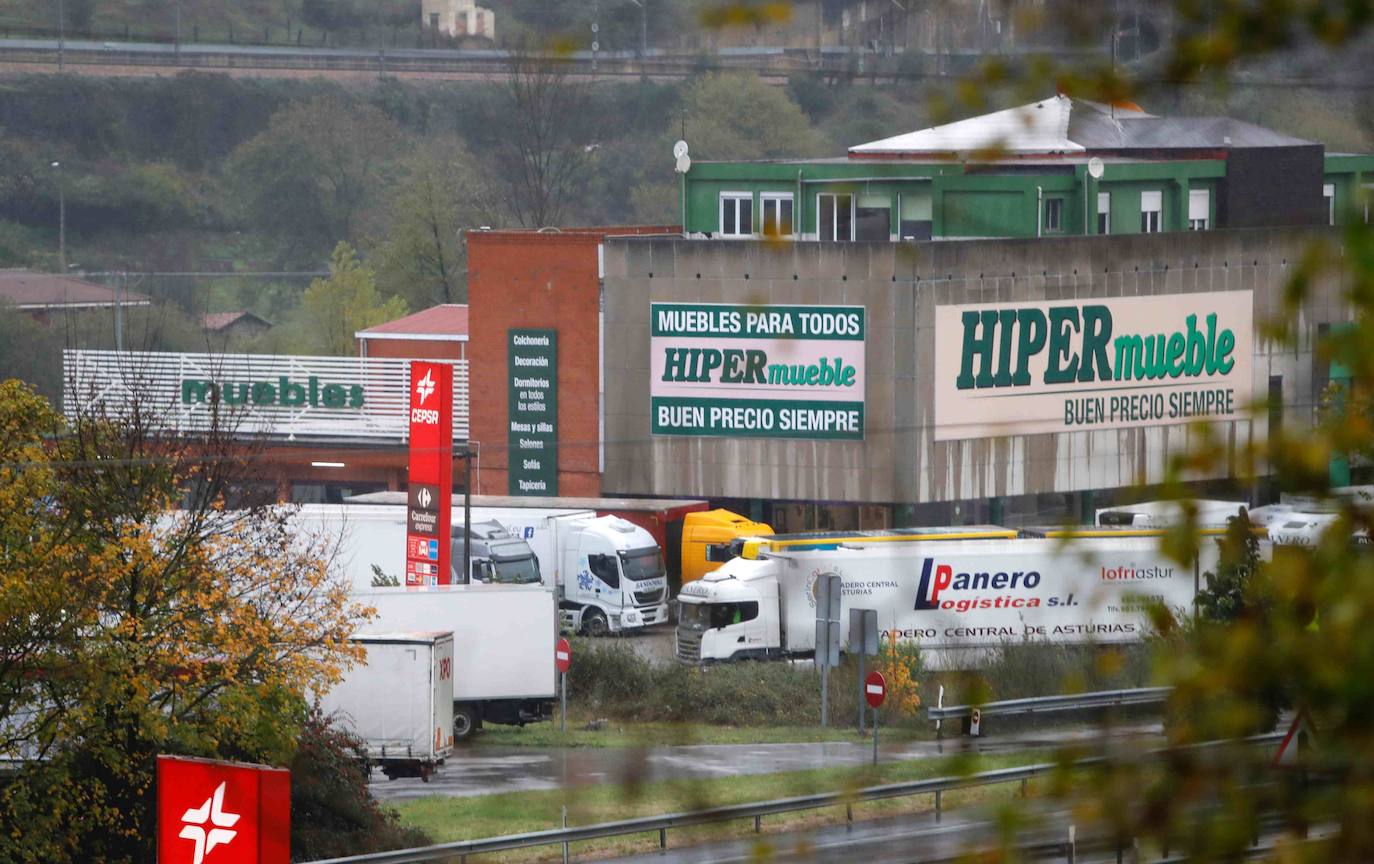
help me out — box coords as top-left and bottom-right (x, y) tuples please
(555, 637), (572, 674)
(157, 755), (290, 864)
(865, 670), (887, 709)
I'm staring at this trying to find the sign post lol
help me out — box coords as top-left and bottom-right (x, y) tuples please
(405, 361), (453, 586)
(865, 670), (886, 766)
(555, 637), (572, 734)
(814, 574), (842, 727)
(850, 608), (879, 732)
(157, 755), (290, 864)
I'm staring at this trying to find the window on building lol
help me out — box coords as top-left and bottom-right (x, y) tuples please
(899, 190), (933, 240)
(760, 193), (794, 237)
(1141, 190), (1162, 233)
(856, 192), (891, 242)
(1097, 191), (1111, 234)
(429, 12), (440, 28)
(1188, 188), (1210, 231)
(1042, 197), (1064, 233)
(1324, 183), (1337, 226)
(719, 192), (753, 237)
(818, 193), (854, 242)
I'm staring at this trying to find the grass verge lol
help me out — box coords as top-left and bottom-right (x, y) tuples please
(393, 750), (1049, 861)
(470, 721), (927, 748)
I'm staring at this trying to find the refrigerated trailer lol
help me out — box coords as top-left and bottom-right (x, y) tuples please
(676, 531), (1223, 664)
(320, 632), (454, 779)
(355, 586), (558, 739)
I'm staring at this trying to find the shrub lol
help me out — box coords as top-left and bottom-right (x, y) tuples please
(290, 709), (431, 860)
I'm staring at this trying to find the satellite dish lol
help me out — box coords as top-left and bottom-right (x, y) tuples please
(675, 153), (692, 174)
(1088, 157), (1105, 179)
(673, 139), (689, 159)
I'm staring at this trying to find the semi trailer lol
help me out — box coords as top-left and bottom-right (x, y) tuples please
(319, 632), (455, 779)
(676, 531), (1223, 664)
(355, 586), (558, 739)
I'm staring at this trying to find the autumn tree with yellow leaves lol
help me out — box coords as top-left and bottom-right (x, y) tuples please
(0, 378), (369, 862)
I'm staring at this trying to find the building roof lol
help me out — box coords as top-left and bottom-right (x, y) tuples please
(355, 304), (469, 342)
(849, 95), (1317, 158)
(202, 310), (272, 332)
(0, 271), (151, 311)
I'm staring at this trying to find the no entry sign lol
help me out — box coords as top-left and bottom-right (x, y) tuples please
(864, 670), (887, 709)
(555, 637), (572, 674)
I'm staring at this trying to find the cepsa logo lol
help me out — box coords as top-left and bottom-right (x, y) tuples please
(411, 407), (440, 425)
(913, 558), (1044, 612)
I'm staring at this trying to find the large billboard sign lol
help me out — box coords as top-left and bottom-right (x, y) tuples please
(650, 302), (866, 441)
(932, 291), (1253, 440)
(156, 755), (289, 864)
(507, 329), (558, 496)
(406, 361), (453, 587)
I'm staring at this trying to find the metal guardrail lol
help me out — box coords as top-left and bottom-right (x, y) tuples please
(927, 687), (1173, 723)
(302, 732), (1285, 864)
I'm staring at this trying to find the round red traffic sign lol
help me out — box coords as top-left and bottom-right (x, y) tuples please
(555, 637), (572, 673)
(864, 670), (887, 708)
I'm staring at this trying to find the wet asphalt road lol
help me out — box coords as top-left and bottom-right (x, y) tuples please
(368, 723), (1160, 802)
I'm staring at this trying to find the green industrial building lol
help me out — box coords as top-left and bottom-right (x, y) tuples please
(681, 95), (1374, 241)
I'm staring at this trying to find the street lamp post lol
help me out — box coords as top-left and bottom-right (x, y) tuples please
(50, 161), (65, 273)
(57, 0), (65, 71)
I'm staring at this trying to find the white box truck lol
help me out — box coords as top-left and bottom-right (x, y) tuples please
(676, 532), (1221, 664)
(355, 586), (557, 739)
(320, 632), (454, 780)
(329, 498), (671, 636)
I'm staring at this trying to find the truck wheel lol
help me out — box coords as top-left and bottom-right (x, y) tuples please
(453, 705), (479, 741)
(581, 608), (609, 637)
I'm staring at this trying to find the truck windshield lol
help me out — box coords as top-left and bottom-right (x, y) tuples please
(679, 601), (709, 630)
(619, 546), (665, 582)
(493, 555), (541, 585)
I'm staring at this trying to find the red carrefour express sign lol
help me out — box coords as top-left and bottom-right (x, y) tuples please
(406, 361), (454, 586)
(157, 755), (289, 864)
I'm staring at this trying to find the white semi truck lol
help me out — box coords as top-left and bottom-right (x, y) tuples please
(355, 586), (558, 740)
(676, 532), (1221, 664)
(319, 632), (455, 779)
(332, 497), (671, 636)
(474, 508), (670, 635)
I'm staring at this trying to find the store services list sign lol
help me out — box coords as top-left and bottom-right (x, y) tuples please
(651, 302), (865, 440)
(508, 329), (558, 496)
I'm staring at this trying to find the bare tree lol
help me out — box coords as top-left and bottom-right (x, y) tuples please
(498, 39), (592, 229)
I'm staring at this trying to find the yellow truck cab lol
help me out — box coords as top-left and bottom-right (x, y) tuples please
(680, 510), (774, 585)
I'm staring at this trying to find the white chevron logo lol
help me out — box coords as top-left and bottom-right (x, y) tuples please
(415, 369), (436, 404)
(177, 781), (240, 864)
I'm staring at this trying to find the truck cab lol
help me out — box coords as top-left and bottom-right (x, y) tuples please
(675, 559), (780, 662)
(560, 515), (670, 635)
(452, 520), (542, 585)
(679, 509), (774, 586)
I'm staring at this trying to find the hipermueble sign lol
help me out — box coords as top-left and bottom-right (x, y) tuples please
(933, 291), (1253, 440)
(650, 302), (866, 441)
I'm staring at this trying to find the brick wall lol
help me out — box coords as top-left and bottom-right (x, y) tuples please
(467, 227), (677, 496)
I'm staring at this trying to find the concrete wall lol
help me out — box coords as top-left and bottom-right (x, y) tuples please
(602, 228), (1348, 504)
